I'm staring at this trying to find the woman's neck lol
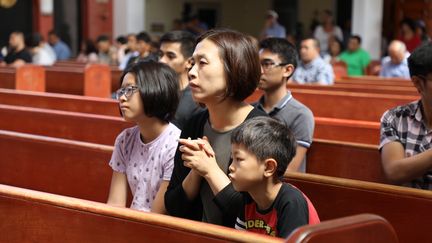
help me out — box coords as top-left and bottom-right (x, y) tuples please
(136, 117), (169, 144)
(206, 99), (254, 132)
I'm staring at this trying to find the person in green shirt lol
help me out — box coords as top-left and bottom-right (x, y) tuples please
(339, 35), (371, 76)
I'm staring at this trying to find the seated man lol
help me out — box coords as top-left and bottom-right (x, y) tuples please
(48, 30), (71, 60)
(2, 31), (32, 68)
(158, 30), (203, 130)
(292, 38), (334, 85)
(339, 35), (371, 76)
(380, 43), (432, 189)
(256, 37), (314, 173)
(379, 40), (410, 79)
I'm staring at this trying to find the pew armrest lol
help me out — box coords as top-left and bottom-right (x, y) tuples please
(286, 214), (398, 243)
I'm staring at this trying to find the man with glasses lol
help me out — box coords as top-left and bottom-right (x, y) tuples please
(292, 38), (334, 85)
(255, 37), (314, 173)
(380, 43), (432, 190)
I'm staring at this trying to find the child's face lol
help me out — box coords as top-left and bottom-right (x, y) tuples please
(228, 143), (266, 192)
(118, 73), (145, 122)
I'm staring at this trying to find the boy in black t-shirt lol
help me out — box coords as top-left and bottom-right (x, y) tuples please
(179, 116), (320, 238)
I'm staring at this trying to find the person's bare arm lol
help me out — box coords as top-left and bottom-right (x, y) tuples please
(381, 141), (432, 184)
(9, 59), (26, 68)
(107, 171), (128, 207)
(151, 181), (169, 214)
(285, 146), (307, 174)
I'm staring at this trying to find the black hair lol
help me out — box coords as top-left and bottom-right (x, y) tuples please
(116, 35), (127, 45)
(231, 117), (297, 179)
(83, 39), (98, 55)
(136, 31), (152, 43)
(349, 35), (362, 44)
(25, 33), (42, 48)
(97, 35), (110, 43)
(400, 18), (417, 32)
(259, 37), (298, 69)
(120, 60), (179, 122)
(160, 30), (196, 58)
(408, 42), (432, 77)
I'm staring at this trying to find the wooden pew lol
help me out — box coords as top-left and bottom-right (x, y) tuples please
(287, 214), (398, 243)
(314, 117), (380, 144)
(285, 172), (432, 243)
(287, 82), (418, 96)
(0, 65), (45, 91)
(0, 103), (381, 147)
(53, 61), (123, 93)
(45, 65), (111, 98)
(1, 183), (397, 243)
(0, 184), (280, 243)
(0, 104), (385, 183)
(0, 104), (131, 146)
(0, 130), (113, 202)
(337, 76), (413, 87)
(246, 89), (417, 122)
(290, 89), (417, 122)
(0, 88), (120, 116)
(307, 139), (385, 183)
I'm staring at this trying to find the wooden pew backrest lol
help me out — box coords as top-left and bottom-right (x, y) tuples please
(307, 139), (386, 183)
(0, 88), (120, 116)
(285, 172), (432, 243)
(0, 104), (132, 145)
(0, 184), (281, 243)
(287, 214), (398, 243)
(0, 130), (113, 202)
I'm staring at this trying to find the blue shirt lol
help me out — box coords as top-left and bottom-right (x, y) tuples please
(379, 55), (410, 79)
(263, 22), (286, 38)
(52, 40), (71, 60)
(292, 57), (334, 85)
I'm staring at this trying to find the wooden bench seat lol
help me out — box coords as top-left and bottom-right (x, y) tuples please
(285, 172), (432, 243)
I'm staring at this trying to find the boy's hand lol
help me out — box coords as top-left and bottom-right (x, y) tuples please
(179, 137), (219, 177)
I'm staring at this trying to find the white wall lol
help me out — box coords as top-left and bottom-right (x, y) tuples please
(113, 0), (146, 38)
(352, 0), (383, 59)
(298, 0), (336, 37)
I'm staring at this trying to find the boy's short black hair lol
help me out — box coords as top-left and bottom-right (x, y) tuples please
(408, 42), (432, 77)
(136, 31), (152, 43)
(231, 117), (297, 178)
(349, 35), (362, 44)
(259, 37), (298, 70)
(120, 60), (179, 122)
(25, 32), (42, 48)
(97, 35), (110, 43)
(160, 30), (196, 58)
(116, 35), (127, 45)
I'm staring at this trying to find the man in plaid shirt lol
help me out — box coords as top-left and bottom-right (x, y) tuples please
(380, 43), (432, 190)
